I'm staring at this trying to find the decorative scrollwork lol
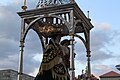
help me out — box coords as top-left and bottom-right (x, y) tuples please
(36, 0), (70, 8)
(38, 24), (63, 37)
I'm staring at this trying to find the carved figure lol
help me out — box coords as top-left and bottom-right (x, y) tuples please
(60, 39), (70, 69)
(34, 35), (70, 80)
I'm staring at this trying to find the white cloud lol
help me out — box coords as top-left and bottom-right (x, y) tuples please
(33, 53), (43, 62)
(73, 21), (120, 77)
(29, 68), (39, 77)
(93, 21), (111, 31)
(92, 64), (113, 77)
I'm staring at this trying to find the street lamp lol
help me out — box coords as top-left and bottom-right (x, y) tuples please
(116, 65), (120, 71)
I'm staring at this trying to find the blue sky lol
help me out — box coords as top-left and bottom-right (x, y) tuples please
(76, 0), (120, 30)
(0, 0), (120, 78)
(76, 0), (120, 77)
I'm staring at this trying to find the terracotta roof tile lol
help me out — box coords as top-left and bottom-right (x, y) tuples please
(100, 71), (120, 78)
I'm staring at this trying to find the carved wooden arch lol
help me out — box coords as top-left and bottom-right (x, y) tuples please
(74, 20), (90, 50)
(74, 20), (91, 76)
(22, 14), (70, 41)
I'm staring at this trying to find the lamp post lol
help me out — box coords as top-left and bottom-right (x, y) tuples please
(116, 65), (120, 71)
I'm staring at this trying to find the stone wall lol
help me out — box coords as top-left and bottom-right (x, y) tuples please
(0, 69), (35, 80)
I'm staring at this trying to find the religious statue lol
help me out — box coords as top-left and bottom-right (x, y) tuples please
(60, 39), (70, 69)
(34, 34), (70, 80)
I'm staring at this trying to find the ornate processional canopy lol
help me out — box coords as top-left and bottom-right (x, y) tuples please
(18, 0), (94, 80)
(19, 0), (93, 38)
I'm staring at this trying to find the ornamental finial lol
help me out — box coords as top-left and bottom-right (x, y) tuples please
(87, 11), (91, 21)
(21, 0), (27, 11)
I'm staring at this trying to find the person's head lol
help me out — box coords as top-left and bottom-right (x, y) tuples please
(51, 34), (61, 44)
(60, 39), (70, 46)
